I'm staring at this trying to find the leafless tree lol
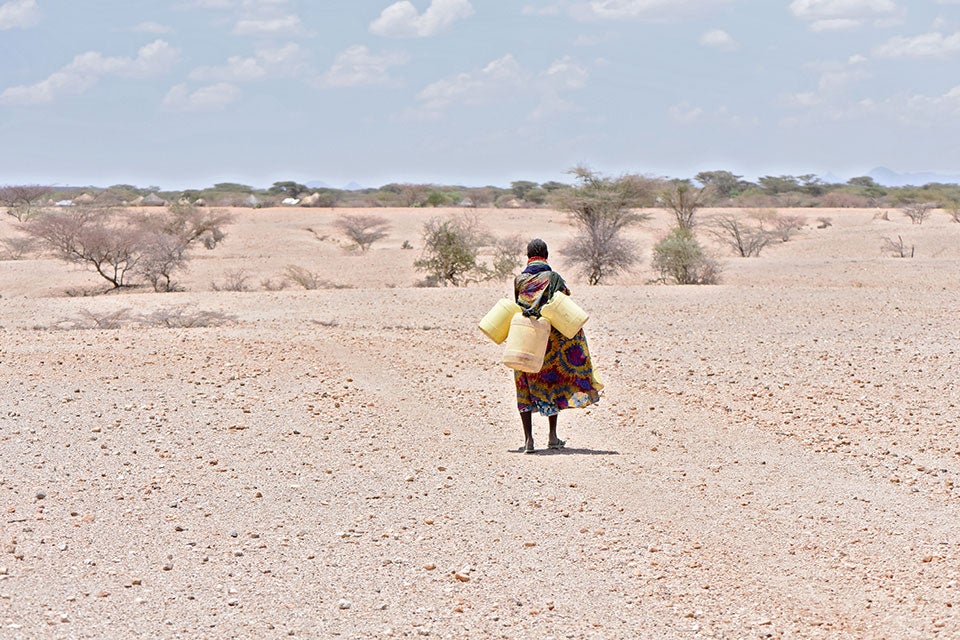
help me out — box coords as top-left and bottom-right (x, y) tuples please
(707, 214), (774, 257)
(881, 235), (915, 258)
(26, 207), (143, 288)
(0, 185), (51, 222)
(489, 234), (524, 282)
(901, 203), (933, 225)
(334, 214), (391, 252)
(26, 204), (231, 291)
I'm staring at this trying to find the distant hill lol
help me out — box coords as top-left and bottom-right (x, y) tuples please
(867, 167), (960, 187)
(305, 180), (332, 189)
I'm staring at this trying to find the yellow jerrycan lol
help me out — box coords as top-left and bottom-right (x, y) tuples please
(503, 314), (551, 373)
(478, 298), (521, 344)
(540, 291), (589, 339)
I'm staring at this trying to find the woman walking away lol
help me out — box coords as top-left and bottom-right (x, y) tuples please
(514, 238), (600, 453)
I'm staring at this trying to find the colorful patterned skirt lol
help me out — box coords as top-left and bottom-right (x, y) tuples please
(515, 327), (601, 416)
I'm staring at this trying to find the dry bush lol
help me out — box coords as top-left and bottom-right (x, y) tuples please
(489, 235), (525, 282)
(47, 305), (235, 330)
(260, 277), (289, 291)
(211, 268), (252, 292)
(334, 214), (391, 252)
(901, 203), (933, 225)
(881, 235), (915, 258)
(284, 265), (327, 290)
(771, 214), (805, 241)
(946, 204), (960, 223)
(816, 217), (832, 229)
(821, 192), (871, 208)
(137, 305), (236, 328)
(707, 214), (774, 257)
(0, 235), (37, 260)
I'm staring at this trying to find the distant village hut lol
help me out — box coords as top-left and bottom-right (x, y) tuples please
(141, 193), (167, 207)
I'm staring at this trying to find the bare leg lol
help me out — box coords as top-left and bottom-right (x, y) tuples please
(520, 411), (534, 452)
(548, 414), (560, 447)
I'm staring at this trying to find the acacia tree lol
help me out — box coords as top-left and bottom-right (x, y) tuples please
(27, 207), (143, 288)
(553, 166), (656, 285)
(413, 214), (492, 286)
(0, 185), (52, 222)
(660, 180), (710, 230)
(27, 204), (230, 291)
(707, 214), (773, 257)
(334, 214), (391, 252)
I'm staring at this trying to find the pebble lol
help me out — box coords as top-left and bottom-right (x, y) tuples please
(338, 599), (352, 610)
(35, 491), (46, 500)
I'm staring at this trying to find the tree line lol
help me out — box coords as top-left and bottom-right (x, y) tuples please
(7, 171), (960, 211)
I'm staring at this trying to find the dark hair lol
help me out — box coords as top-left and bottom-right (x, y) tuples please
(526, 238), (548, 259)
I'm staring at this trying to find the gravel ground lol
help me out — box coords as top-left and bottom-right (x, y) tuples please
(2, 207), (960, 638)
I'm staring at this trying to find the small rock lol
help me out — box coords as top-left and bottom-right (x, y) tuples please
(338, 599), (352, 610)
(35, 491), (46, 500)
(454, 572), (471, 582)
(424, 563), (436, 571)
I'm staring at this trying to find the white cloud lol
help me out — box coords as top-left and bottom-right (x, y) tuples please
(789, 0), (899, 30)
(317, 45), (409, 88)
(234, 14), (304, 36)
(542, 56), (589, 90)
(874, 31), (960, 58)
(416, 54), (526, 111)
(0, 40), (180, 105)
(668, 101), (704, 123)
(370, 0), (474, 38)
(577, 0), (732, 22)
(190, 43), (303, 82)
(0, 0), (39, 30)
(410, 53), (588, 120)
(133, 21), (172, 34)
(700, 29), (739, 50)
(848, 53), (867, 63)
(163, 82), (241, 111)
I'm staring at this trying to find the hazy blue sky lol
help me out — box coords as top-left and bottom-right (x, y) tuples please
(1, 0), (959, 189)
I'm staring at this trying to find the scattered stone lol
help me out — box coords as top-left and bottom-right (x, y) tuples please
(338, 599), (352, 610)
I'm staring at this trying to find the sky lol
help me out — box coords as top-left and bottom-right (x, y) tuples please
(1, 0), (960, 190)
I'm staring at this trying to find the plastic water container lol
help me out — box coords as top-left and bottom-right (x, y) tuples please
(478, 298), (521, 344)
(503, 314), (551, 373)
(540, 291), (589, 339)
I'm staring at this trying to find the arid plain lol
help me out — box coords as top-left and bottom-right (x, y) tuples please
(2, 205), (960, 639)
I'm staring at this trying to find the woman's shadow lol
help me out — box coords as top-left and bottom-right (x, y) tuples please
(509, 447), (619, 456)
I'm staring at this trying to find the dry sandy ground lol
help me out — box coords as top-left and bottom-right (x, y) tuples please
(2, 206), (960, 639)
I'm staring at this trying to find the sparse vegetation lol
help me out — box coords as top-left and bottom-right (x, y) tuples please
(413, 214), (490, 286)
(707, 214), (774, 258)
(660, 180), (709, 230)
(0, 184), (51, 222)
(24, 203), (230, 292)
(651, 227), (721, 285)
(881, 235), (915, 258)
(334, 214), (391, 252)
(284, 265), (327, 290)
(553, 166), (655, 285)
(901, 203), (933, 225)
(211, 268), (252, 292)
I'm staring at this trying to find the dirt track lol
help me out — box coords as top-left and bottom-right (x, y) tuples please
(2, 207), (960, 638)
